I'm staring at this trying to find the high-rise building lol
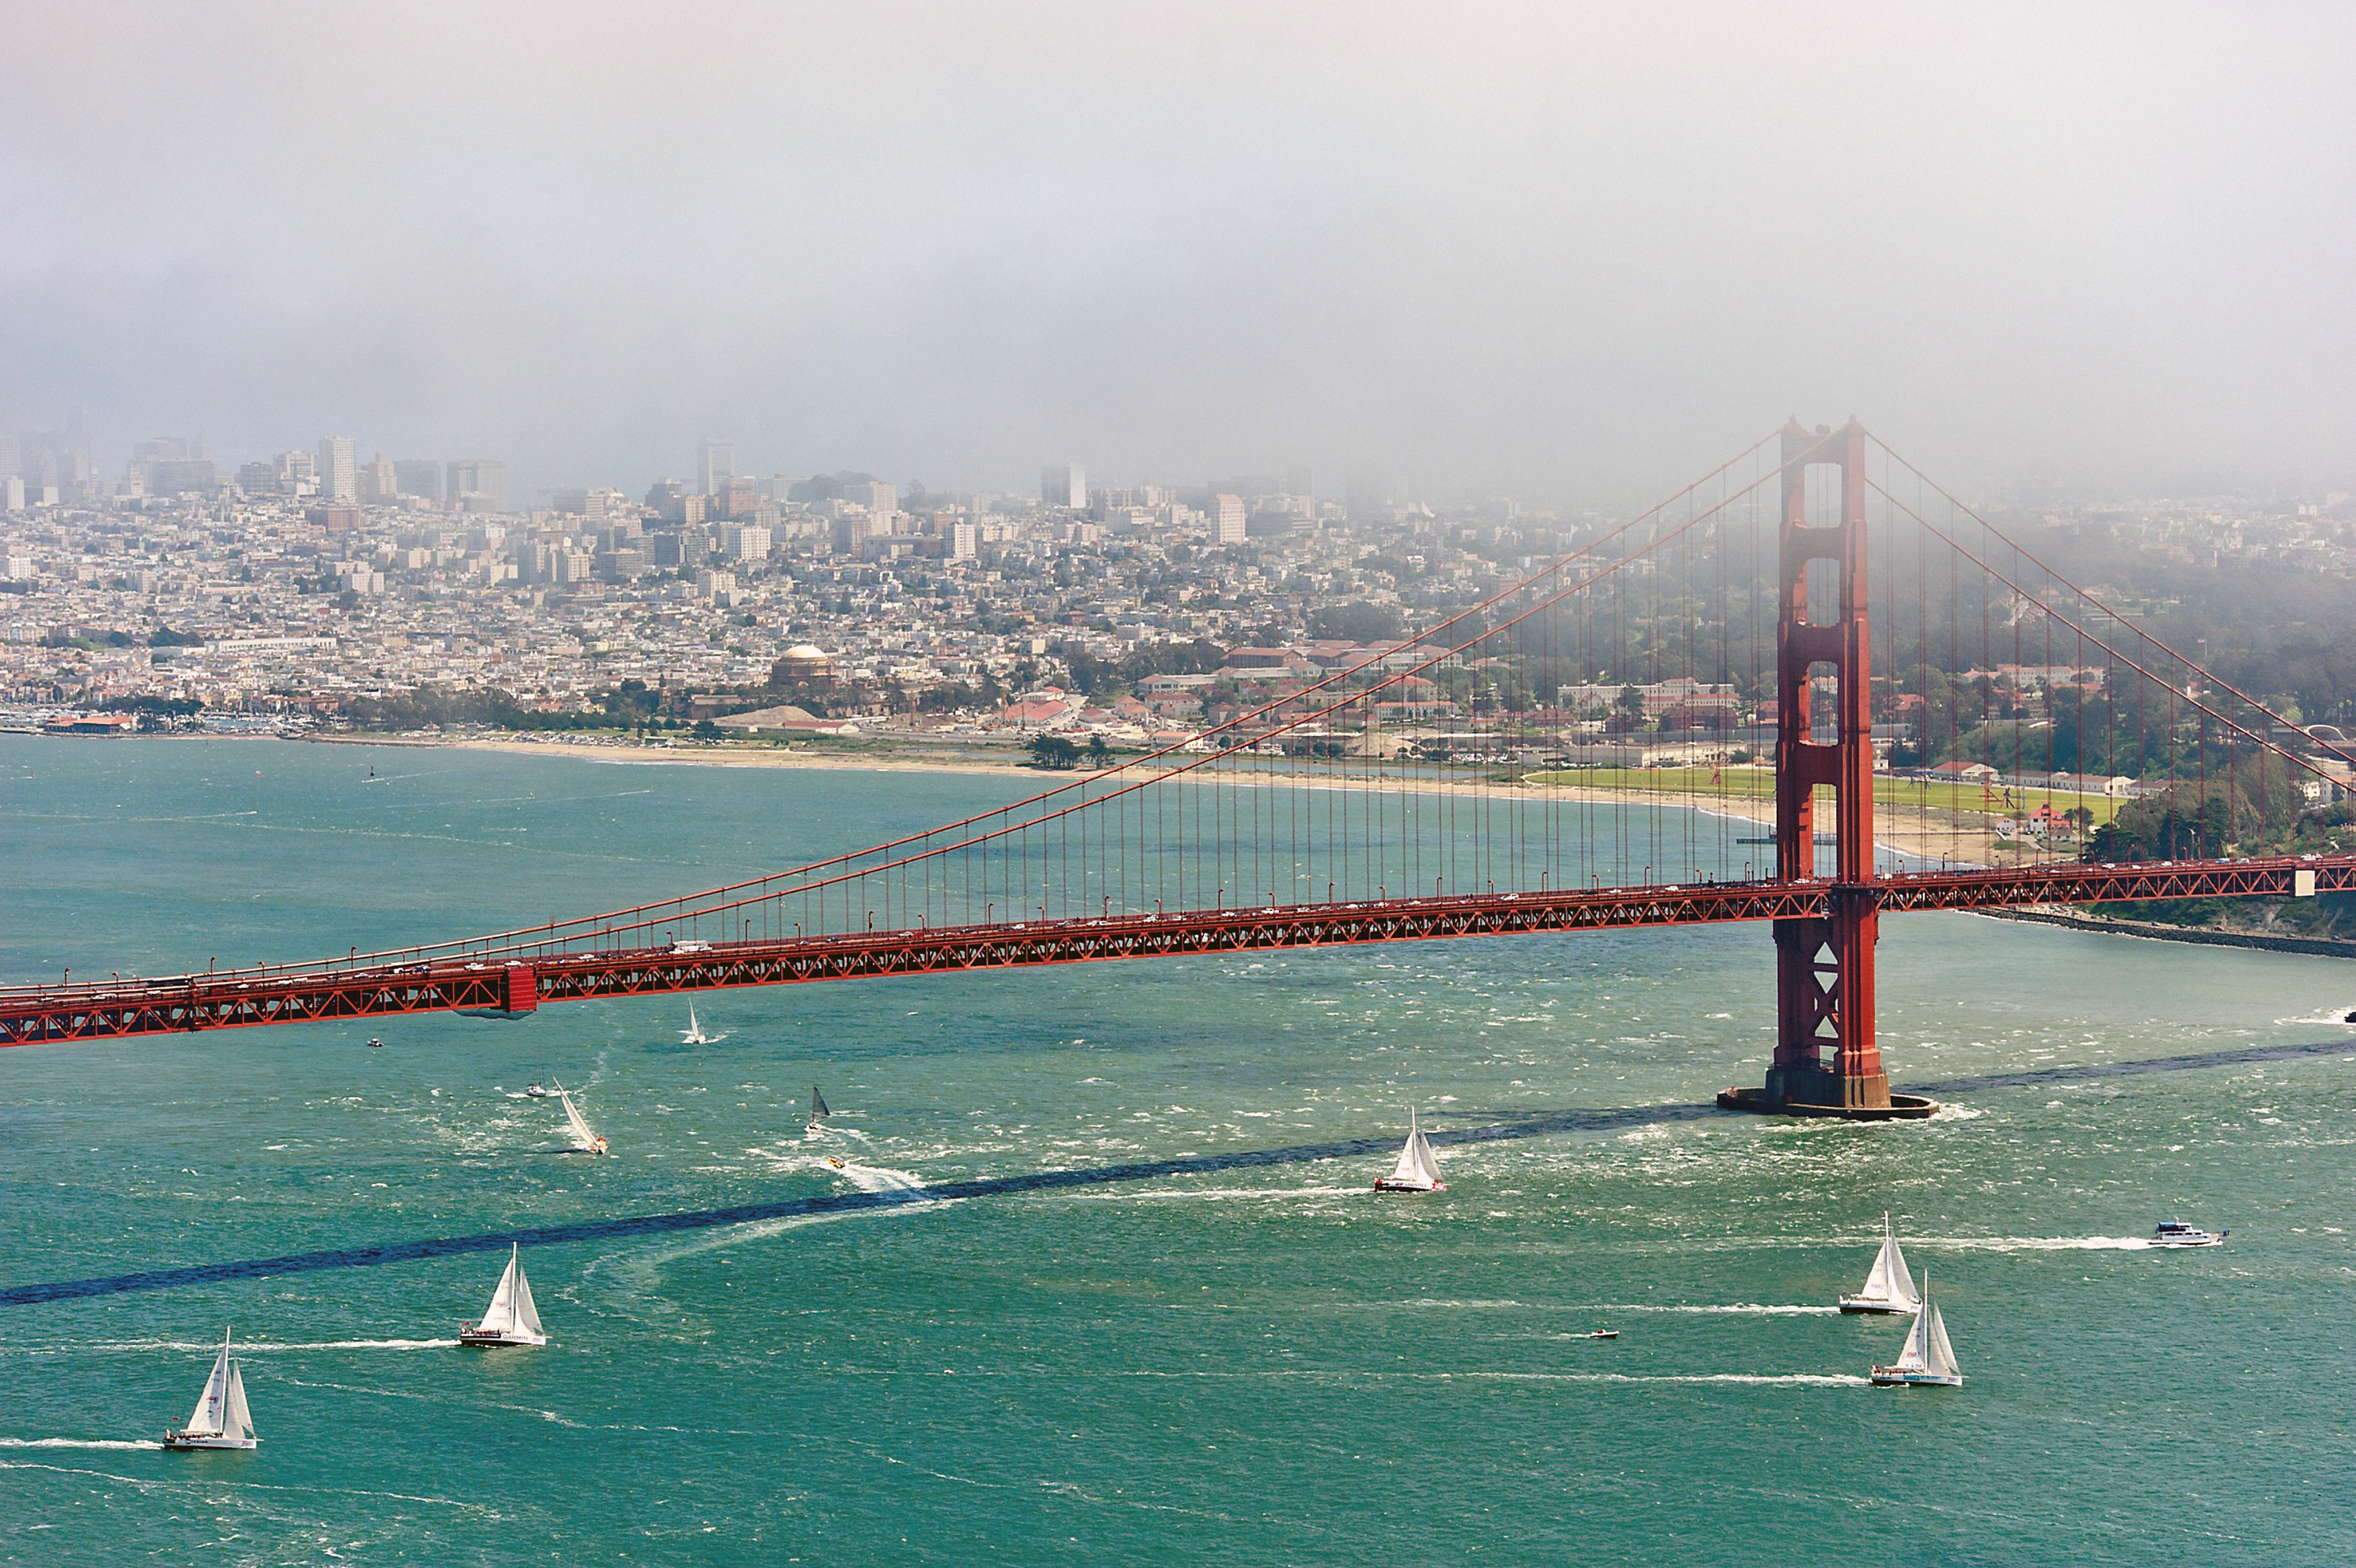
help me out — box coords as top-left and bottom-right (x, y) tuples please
(445, 459), (507, 512)
(845, 480), (896, 517)
(1210, 493), (1246, 545)
(359, 452), (400, 503)
(317, 436), (357, 503)
(1041, 464), (1085, 509)
(393, 460), (442, 503)
(698, 437), (735, 497)
(1285, 464), (1313, 500)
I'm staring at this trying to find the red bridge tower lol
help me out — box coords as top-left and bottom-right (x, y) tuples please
(1722, 421), (1937, 1119)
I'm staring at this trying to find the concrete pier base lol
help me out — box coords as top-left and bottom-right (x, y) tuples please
(1715, 1080), (1939, 1121)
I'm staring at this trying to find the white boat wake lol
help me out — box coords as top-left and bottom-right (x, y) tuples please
(0, 1437), (164, 1450)
(43, 1338), (462, 1354)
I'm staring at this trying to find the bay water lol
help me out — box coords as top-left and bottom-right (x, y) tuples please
(2, 736), (2351, 1565)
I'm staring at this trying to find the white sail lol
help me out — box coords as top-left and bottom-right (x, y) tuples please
(183, 1335), (232, 1436)
(1892, 1306), (1929, 1372)
(556, 1084), (600, 1152)
(1410, 1125), (1441, 1185)
(1860, 1215), (1919, 1307)
(511, 1254), (545, 1339)
(1920, 1299), (1960, 1380)
(1382, 1108), (1443, 1187)
(221, 1360), (255, 1444)
(480, 1246), (520, 1335)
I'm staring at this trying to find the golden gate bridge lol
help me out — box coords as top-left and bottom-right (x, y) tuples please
(7, 421), (2351, 1120)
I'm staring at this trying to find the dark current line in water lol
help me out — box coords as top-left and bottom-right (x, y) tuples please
(4, 1037), (2345, 1308)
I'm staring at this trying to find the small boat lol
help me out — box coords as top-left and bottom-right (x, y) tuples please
(459, 1244), (548, 1347)
(807, 1084), (833, 1133)
(679, 1005), (721, 1046)
(366, 1038), (384, 1049)
(1579, 1329), (1619, 1340)
(1372, 1107), (1445, 1192)
(826, 1156), (846, 1171)
(552, 1080), (608, 1156)
(1871, 1275), (1963, 1389)
(164, 1328), (259, 1450)
(523, 1083), (552, 1099)
(2150, 1220), (2228, 1248)
(1838, 1212), (1921, 1314)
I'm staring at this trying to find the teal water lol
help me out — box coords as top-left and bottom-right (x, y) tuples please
(2, 736), (2354, 1565)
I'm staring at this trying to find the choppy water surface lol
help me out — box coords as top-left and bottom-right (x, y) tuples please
(2, 737), (2353, 1565)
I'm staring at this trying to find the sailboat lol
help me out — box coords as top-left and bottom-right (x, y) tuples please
(1372, 1107), (1445, 1192)
(163, 1328), (259, 1449)
(1870, 1273), (1963, 1388)
(1838, 1212), (1921, 1314)
(806, 1084), (833, 1134)
(679, 1006), (716, 1046)
(460, 1244), (549, 1347)
(552, 1080), (607, 1155)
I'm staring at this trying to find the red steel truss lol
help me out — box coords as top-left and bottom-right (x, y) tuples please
(3, 855), (2350, 1047)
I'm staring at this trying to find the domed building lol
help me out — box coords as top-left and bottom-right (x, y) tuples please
(774, 643), (837, 685)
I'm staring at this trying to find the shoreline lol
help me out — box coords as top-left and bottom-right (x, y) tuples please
(1973, 905), (2356, 961)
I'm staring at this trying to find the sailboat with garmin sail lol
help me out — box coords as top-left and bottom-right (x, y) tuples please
(164, 1328), (259, 1450)
(552, 1080), (607, 1155)
(460, 1244), (550, 1347)
(1871, 1273), (1962, 1388)
(1372, 1107), (1445, 1192)
(1839, 1212), (1921, 1314)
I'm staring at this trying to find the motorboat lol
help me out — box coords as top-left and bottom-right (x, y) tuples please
(366, 1038), (384, 1049)
(459, 1244), (549, 1347)
(1838, 1213), (1921, 1314)
(164, 1328), (259, 1449)
(1870, 1275), (1962, 1389)
(2150, 1221), (2228, 1248)
(523, 1083), (553, 1098)
(1372, 1107), (1445, 1192)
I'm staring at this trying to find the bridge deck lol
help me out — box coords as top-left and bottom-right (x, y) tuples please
(2, 855), (2348, 1046)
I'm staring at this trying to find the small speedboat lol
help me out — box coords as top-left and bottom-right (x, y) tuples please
(2150, 1221), (2228, 1248)
(523, 1084), (552, 1098)
(366, 1038), (384, 1049)
(1579, 1329), (1619, 1340)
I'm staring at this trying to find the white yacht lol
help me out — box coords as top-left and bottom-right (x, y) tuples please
(1838, 1213), (1921, 1314)
(679, 1005), (720, 1046)
(1871, 1275), (1962, 1388)
(164, 1328), (258, 1450)
(2150, 1220), (2228, 1248)
(460, 1244), (549, 1347)
(552, 1081), (607, 1155)
(1373, 1107), (1445, 1192)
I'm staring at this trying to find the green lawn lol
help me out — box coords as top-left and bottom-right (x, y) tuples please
(1523, 766), (2124, 824)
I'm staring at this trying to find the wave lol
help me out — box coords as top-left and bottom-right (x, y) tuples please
(1587, 1303), (1844, 1315)
(1919, 1236), (2152, 1252)
(0, 1437), (164, 1450)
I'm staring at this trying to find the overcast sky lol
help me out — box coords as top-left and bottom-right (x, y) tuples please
(3, 1), (2352, 503)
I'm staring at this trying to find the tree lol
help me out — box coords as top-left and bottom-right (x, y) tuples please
(691, 718), (723, 742)
(1026, 734), (1081, 768)
(1087, 733), (1112, 766)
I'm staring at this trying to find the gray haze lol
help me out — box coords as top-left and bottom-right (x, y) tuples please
(3, 1), (2352, 501)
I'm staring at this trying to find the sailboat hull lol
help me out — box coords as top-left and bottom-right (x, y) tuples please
(1869, 1368), (1962, 1387)
(458, 1329), (548, 1347)
(1838, 1296), (1917, 1315)
(164, 1432), (258, 1450)
(1372, 1178), (1445, 1192)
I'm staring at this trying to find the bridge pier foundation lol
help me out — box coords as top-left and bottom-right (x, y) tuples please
(1719, 420), (1937, 1121)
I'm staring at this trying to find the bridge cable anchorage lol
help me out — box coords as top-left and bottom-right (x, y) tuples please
(6, 422), (2355, 1074)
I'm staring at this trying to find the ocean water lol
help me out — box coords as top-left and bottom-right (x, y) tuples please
(2, 736), (2354, 1565)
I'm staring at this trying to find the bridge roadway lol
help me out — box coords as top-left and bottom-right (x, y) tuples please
(3, 854), (2350, 1046)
